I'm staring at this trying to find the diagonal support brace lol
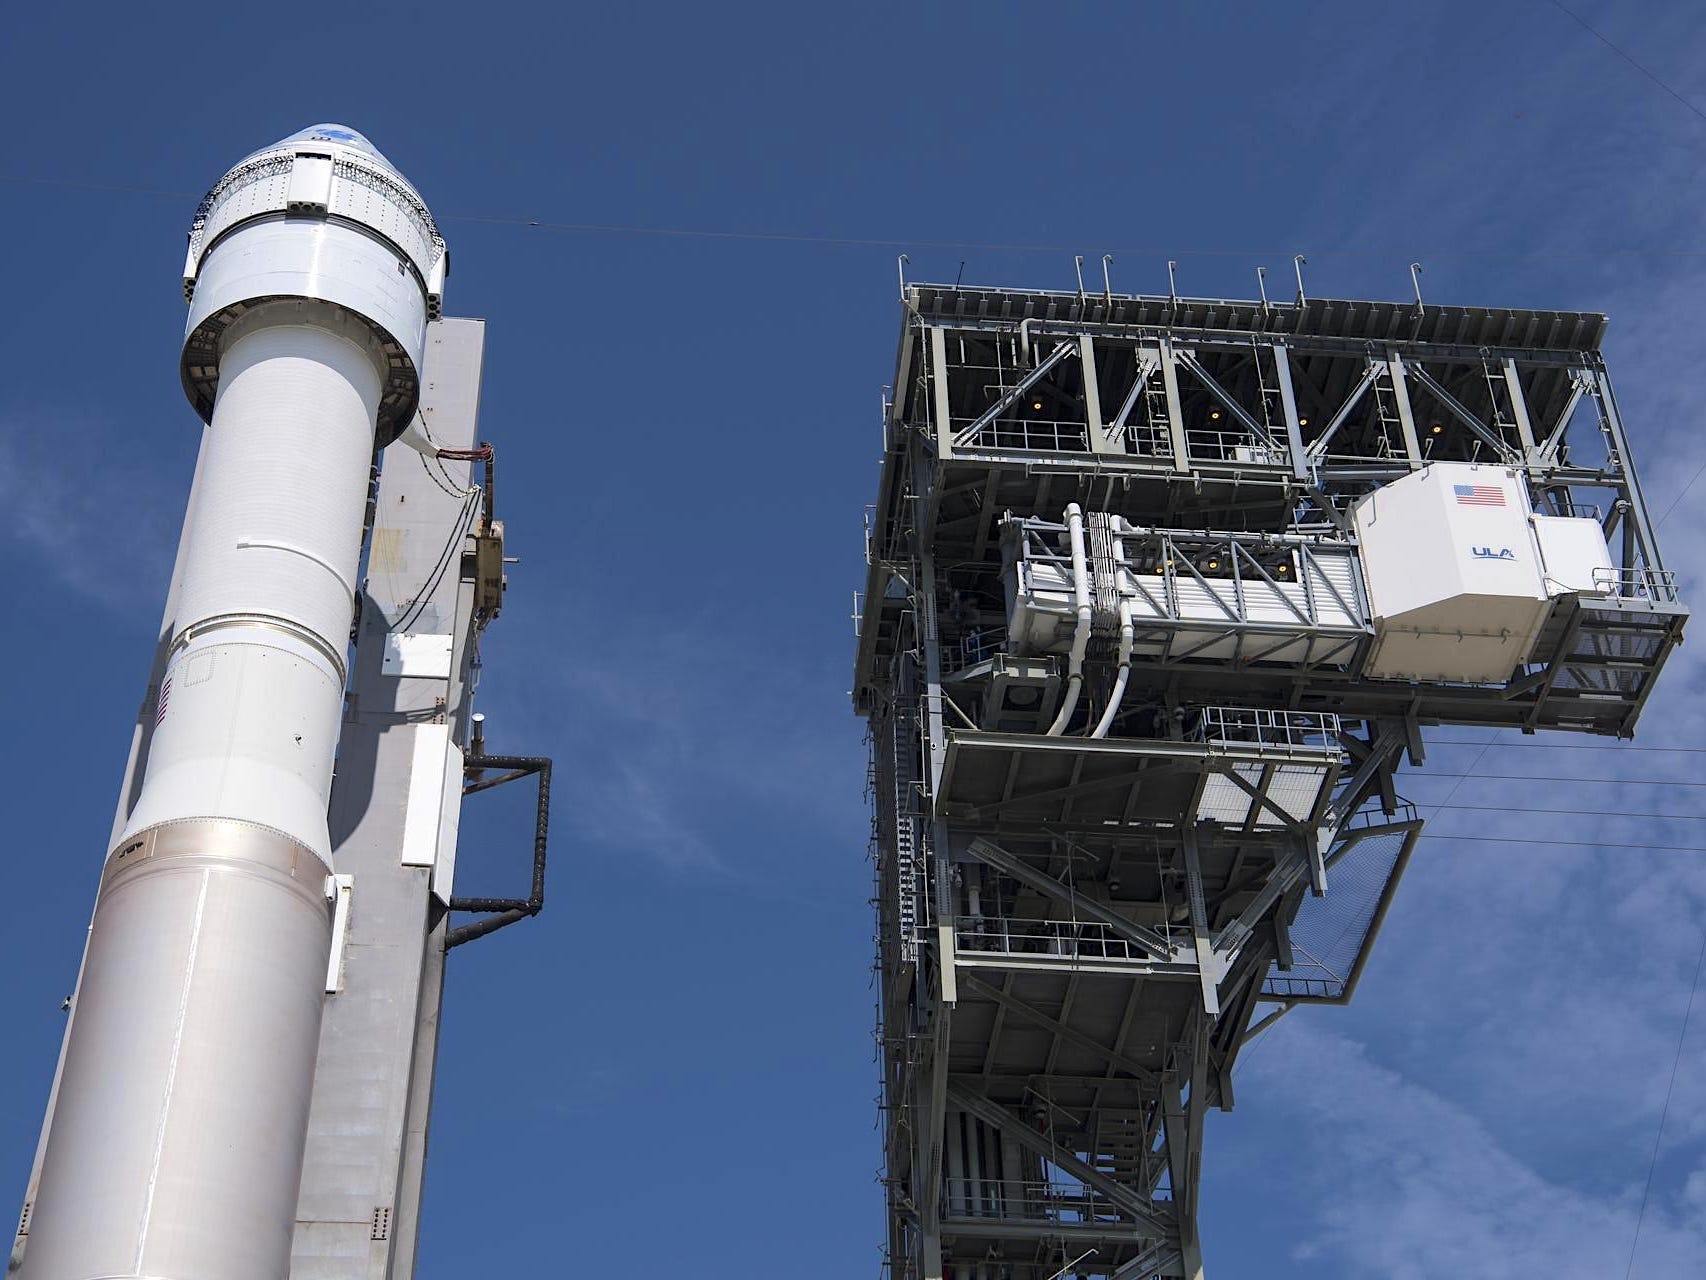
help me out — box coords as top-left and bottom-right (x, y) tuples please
(953, 340), (1080, 447)
(1173, 349), (1278, 451)
(1180, 828), (1220, 1017)
(1404, 363), (1520, 463)
(958, 974), (1158, 1085)
(946, 1083), (1176, 1242)
(966, 837), (1175, 961)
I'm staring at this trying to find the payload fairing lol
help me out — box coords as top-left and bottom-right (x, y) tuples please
(18, 125), (446, 1280)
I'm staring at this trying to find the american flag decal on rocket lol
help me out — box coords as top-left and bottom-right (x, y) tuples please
(1454, 483), (1505, 507)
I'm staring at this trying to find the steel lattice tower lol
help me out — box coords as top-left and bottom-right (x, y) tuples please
(852, 278), (1685, 1279)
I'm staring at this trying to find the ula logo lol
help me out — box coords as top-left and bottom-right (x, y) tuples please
(1471, 546), (1517, 561)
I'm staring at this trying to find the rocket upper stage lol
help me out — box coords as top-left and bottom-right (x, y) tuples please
(180, 121), (447, 440)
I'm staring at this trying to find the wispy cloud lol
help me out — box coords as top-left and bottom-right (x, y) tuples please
(0, 405), (187, 614)
(1216, 12), (1706, 1274)
(476, 594), (867, 890)
(1244, 1023), (1706, 1278)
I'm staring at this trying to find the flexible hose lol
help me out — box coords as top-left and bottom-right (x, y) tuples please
(1046, 503), (1090, 735)
(1091, 600), (1134, 738)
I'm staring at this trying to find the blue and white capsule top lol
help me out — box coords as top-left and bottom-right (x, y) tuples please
(179, 124), (447, 439)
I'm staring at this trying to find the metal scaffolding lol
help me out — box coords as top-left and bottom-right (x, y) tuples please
(852, 280), (1685, 1279)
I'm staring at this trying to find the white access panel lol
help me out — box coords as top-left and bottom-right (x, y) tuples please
(1532, 514), (1615, 596)
(1197, 763), (1332, 828)
(400, 723), (452, 868)
(1354, 462), (1552, 684)
(433, 739), (465, 905)
(383, 632), (455, 678)
(285, 152), (334, 213)
(1005, 558), (1074, 654)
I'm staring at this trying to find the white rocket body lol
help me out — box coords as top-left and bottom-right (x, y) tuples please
(17, 126), (445, 1280)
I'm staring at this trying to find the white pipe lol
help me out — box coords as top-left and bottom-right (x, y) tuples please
(1046, 503), (1090, 735)
(946, 1112), (968, 1217)
(966, 1115), (985, 1215)
(1091, 598), (1134, 738)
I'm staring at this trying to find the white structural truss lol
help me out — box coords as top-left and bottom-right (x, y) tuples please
(853, 281), (1687, 1279)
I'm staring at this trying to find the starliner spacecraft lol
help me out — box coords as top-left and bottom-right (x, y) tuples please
(10, 125), (549, 1280)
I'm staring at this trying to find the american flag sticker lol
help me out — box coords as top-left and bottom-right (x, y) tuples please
(156, 676), (171, 727)
(1454, 483), (1506, 507)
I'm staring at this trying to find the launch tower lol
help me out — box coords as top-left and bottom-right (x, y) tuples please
(853, 277), (1685, 1278)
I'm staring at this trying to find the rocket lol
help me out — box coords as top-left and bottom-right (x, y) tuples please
(16, 125), (446, 1280)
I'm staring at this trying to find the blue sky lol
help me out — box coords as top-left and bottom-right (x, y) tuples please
(5, 2), (1706, 1276)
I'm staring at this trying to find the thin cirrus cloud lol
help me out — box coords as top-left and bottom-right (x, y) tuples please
(0, 408), (184, 613)
(1240, 1022), (1706, 1279)
(1218, 18), (1706, 1270)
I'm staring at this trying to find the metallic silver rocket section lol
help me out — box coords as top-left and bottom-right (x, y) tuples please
(20, 820), (332, 1280)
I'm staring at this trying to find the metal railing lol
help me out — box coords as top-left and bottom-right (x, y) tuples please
(950, 412), (1091, 453)
(1592, 565), (1681, 603)
(1192, 706), (1340, 749)
(1110, 529), (1366, 633)
(1180, 426), (1290, 466)
(1122, 419), (1175, 459)
(956, 916), (1181, 965)
(943, 1178), (1127, 1225)
(957, 629), (1006, 667)
(1336, 797), (1420, 834)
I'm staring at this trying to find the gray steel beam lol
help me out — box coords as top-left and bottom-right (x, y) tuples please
(1502, 356), (1538, 460)
(920, 316), (1600, 368)
(914, 980), (952, 1280)
(930, 326), (953, 450)
(1403, 362), (1519, 463)
(1173, 349), (1278, 450)
(941, 1219), (1153, 1243)
(1157, 338), (1191, 472)
(1595, 367), (1665, 573)
(945, 1085), (1175, 1242)
(1272, 342), (1311, 481)
(1081, 335), (1115, 455)
(957, 974), (1158, 1085)
(1210, 844), (1310, 961)
(1108, 352), (1158, 434)
(1181, 829), (1220, 1017)
(1113, 1243), (1186, 1279)
(1538, 371), (1588, 463)
(1384, 353), (1424, 469)
(965, 838), (1174, 960)
(952, 339), (1079, 448)
(1160, 1016), (1209, 1278)
(1327, 722), (1405, 827)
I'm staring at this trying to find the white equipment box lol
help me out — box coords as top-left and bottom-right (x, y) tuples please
(1353, 462), (1611, 683)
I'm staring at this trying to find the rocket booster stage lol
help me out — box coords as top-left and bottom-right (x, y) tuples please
(17, 126), (446, 1280)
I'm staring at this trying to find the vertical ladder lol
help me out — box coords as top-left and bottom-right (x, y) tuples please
(1370, 367), (1404, 459)
(1141, 379), (1174, 459)
(891, 708), (921, 963)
